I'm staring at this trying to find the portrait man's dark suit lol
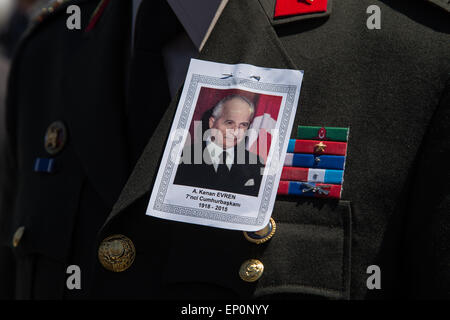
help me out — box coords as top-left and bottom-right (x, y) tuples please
(0, 0), (449, 300)
(173, 141), (264, 197)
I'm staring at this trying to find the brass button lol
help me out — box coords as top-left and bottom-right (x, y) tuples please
(239, 259), (264, 282)
(98, 235), (135, 272)
(44, 121), (67, 155)
(243, 217), (276, 244)
(12, 226), (25, 248)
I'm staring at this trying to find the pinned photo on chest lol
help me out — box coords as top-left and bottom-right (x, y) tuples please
(146, 59), (303, 231)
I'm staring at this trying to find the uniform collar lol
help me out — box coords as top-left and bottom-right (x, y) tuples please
(132, 0), (229, 51)
(166, 0), (228, 50)
(426, 0), (450, 12)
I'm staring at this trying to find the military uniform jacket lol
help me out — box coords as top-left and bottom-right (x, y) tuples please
(1, 0), (449, 299)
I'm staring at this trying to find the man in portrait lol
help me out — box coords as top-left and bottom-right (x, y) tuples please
(174, 94), (265, 197)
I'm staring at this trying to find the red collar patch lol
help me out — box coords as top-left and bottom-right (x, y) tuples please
(274, 0), (328, 18)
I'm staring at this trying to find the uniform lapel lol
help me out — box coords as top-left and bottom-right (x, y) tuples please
(107, 0), (297, 222)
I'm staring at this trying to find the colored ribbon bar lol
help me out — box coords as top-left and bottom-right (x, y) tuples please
(33, 158), (55, 173)
(297, 126), (349, 142)
(277, 181), (342, 199)
(281, 167), (343, 184)
(284, 153), (345, 170)
(287, 139), (347, 156)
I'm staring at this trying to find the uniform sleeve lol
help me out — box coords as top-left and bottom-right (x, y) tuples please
(402, 77), (450, 298)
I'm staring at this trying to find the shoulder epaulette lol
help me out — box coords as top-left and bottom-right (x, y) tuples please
(34, 0), (71, 23)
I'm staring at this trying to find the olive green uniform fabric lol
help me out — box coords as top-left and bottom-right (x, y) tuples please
(1, 0), (449, 299)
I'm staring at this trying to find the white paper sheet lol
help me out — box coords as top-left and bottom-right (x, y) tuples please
(146, 59), (303, 231)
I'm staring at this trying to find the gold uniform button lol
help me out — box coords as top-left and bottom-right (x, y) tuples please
(12, 226), (25, 248)
(239, 259), (264, 282)
(243, 217), (276, 244)
(44, 121), (67, 155)
(98, 235), (135, 272)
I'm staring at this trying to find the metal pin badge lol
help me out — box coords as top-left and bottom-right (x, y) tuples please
(44, 121), (67, 155)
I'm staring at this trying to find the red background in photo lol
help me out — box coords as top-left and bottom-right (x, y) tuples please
(188, 87), (283, 162)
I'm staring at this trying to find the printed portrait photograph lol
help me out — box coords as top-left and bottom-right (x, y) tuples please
(173, 87), (283, 197)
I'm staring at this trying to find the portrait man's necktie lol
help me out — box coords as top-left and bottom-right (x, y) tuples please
(216, 151), (230, 177)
